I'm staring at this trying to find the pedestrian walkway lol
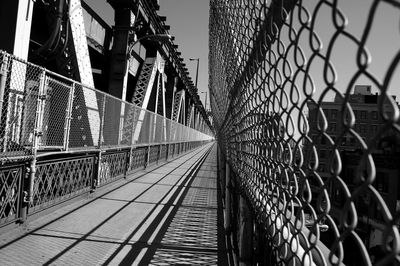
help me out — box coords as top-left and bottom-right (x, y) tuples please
(0, 143), (226, 265)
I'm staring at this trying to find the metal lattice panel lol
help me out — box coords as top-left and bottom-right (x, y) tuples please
(168, 144), (175, 159)
(98, 151), (128, 186)
(132, 57), (158, 107)
(148, 145), (159, 164)
(171, 90), (185, 123)
(0, 165), (23, 224)
(160, 144), (167, 161)
(129, 147), (147, 171)
(210, 0), (400, 265)
(29, 156), (94, 213)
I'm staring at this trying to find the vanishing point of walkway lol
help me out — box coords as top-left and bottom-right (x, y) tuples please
(0, 143), (227, 265)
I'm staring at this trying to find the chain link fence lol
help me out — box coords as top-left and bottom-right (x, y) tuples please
(0, 50), (213, 227)
(0, 50), (212, 162)
(210, 0), (400, 265)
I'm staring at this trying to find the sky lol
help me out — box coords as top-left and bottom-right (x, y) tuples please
(83, 0), (400, 107)
(158, 0), (210, 108)
(83, 0), (210, 108)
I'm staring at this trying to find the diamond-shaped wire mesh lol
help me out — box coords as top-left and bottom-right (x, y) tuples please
(160, 144), (167, 161)
(0, 50), (212, 227)
(0, 52), (43, 160)
(102, 95), (124, 147)
(148, 145), (159, 165)
(68, 83), (102, 148)
(210, 0), (400, 265)
(98, 151), (128, 187)
(29, 156), (94, 213)
(129, 147), (147, 171)
(40, 76), (72, 148)
(0, 51), (212, 157)
(0, 165), (23, 224)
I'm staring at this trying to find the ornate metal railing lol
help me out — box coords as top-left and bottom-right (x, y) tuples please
(0, 50), (213, 227)
(210, 0), (400, 265)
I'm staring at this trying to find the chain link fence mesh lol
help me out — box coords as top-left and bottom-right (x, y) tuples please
(0, 50), (212, 163)
(210, 0), (400, 265)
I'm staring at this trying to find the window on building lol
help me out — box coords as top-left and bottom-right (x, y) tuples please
(375, 172), (389, 194)
(371, 111), (378, 120)
(320, 149), (327, 158)
(330, 123), (337, 132)
(318, 164), (325, 172)
(331, 109), (338, 120)
(360, 111), (367, 119)
(360, 124), (367, 134)
(371, 125), (378, 133)
(344, 168), (355, 184)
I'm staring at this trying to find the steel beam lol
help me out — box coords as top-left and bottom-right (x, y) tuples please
(69, 0), (100, 144)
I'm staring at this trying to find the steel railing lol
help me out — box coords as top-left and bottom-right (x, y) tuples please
(0, 50), (213, 227)
(210, 0), (400, 265)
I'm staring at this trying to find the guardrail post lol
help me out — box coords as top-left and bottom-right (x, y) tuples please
(239, 194), (253, 266)
(98, 94), (106, 148)
(124, 148), (130, 178)
(19, 163), (28, 222)
(225, 161), (231, 231)
(218, 145), (226, 201)
(0, 53), (9, 123)
(93, 150), (102, 191)
(144, 145), (149, 169)
(93, 94), (106, 191)
(25, 68), (46, 218)
(157, 144), (160, 164)
(63, 82), (75, 151)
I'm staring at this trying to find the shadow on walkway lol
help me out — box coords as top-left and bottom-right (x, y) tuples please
(0, 143), (228, 265)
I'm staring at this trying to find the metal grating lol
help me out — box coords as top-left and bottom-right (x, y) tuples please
(98, 151), (128, 187)
(160, 144), (167, 161)
(129, 147), (147, 171)
(148, 145), (159, 164)
(132, 57), (158, 107)
(29, 156), (94, 213)
(0, 164), (23, 225)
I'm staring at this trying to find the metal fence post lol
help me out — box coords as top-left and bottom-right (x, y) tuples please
(26, 68), (46, 213)
(98, 94), (106, 149)
(225, 161), (231, 231)
(63, 82), (75, 151)
(218, 145), (226, 201)
(239, 194), (253, 266)
(0, 53), (9, 122)
(144, 146), (149, 169)
(130, 106), (138, 146)
(93, 94), (106, 191)
(124, 148), (130, 179)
